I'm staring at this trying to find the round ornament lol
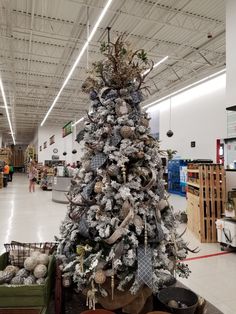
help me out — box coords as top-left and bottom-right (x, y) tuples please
(24, 257), (37, 271)
(94, 270), (106, 284)
(10, 276), (24, 285)
(63, 152), (67, 156)
(31, 251), (41, 259)
(17, 268), (29, 278)
(166, 129), (174, 137)
(4, 265), (18, 275)
(133, 215), (143, 228)
(136, 151), (145, 159)
(36, 278), (46, 285)
(0, 270), (14, 284)
(34, 264), (47, 279)
(120, 125), (134, 139)
(115, 100), (131, 116)
(62, 273), (72, 288)
(37, 253), (49, 266)
(53, 148), (58, 154)
(94, 181), (103, 193)
(24, 275), (36, 285)
(107, 164), (119, 176)
(140, 117), (149, 128)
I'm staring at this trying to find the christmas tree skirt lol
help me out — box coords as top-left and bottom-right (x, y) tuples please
(98, 282), (152, 313)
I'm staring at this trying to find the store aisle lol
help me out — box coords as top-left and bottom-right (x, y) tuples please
(0, 173), (66, 253)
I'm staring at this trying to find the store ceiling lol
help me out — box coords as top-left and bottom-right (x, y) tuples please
(0, 0), (225, 144)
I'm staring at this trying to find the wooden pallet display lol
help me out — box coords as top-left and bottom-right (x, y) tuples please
(187, 164), (226, 243)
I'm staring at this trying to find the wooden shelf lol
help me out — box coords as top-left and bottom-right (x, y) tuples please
(187, 181), (200, 188)
(187, 169), (199, 173)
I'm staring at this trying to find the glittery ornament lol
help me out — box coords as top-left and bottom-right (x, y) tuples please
(107, 164), (119, 176)
(94, 270), (106, 284)
(94, 181), (104, 193)
(111, 274), (115, 301)
(130, 90), (143, 103)
(121, 164), (126, 183)
(5, 265), (18, 275)
(136, 151), (145, 159)
(140, 117), (149, 128)
(133, 215), (143, 228)
(37, 253), (49, 266)
(36, 278), (46, 285)
(24, 275), (36, 285)
(17, 268), (29, 278)
(34, 264), (47, 279)
(0, 270), (14, 284)
(10, 276), (24, 285)
(30, 251), (41, 259)
(115, 99), (131, 116)
(89, 90), (98, 100)
(120, 125), (134, 139)
(24, 257), (37, 271)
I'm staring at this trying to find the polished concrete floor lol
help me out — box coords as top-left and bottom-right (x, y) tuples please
(0, 174), (236, 313)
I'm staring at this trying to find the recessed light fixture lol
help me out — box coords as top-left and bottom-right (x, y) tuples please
(40, 0), (113, 127)
(0, 77), (15, 145)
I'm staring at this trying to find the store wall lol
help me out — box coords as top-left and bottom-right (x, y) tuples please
(226, 0), (236, 107)
(147, 74), (227, 161)
(37, 125), (83, 165)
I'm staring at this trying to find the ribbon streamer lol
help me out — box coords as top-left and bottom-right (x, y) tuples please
(137, 246), (153, 289)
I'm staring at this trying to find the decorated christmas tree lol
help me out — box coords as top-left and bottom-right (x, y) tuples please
(57, 36), (191, 313)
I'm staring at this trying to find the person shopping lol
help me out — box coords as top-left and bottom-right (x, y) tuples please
(28, 162), (37, 192)
(9, 164), (14, 182)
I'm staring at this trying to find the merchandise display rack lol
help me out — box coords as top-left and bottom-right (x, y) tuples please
(168, 159), (189, 196)
(187, 163), (226, 242)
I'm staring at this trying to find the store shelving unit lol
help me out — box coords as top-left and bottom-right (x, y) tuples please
(187, 163), (226, 242)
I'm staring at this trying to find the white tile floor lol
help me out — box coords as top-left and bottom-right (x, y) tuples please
(0, 174), (235, 313)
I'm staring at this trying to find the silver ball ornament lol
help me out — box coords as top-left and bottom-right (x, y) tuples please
(37, 254), (49, 266)
(34, 264), (47, 279)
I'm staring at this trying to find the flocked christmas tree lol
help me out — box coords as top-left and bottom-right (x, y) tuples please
(57, 36), (192, 313)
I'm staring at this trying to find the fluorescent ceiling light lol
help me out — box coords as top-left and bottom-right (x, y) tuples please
(0, 78), (15, 145)
(40, 0), (113, 127)
(143, 68), (226, 110)
(143, 56), (168, 76)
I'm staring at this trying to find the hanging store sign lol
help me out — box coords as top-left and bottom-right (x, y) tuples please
(62, 121), (72, 138)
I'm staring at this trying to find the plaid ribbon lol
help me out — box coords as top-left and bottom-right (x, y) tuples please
(78, 215), (89, 238)
(90, 153), (107, 171)
(137, 246), (153, 289)
(110, 131), (122, 147)
(81, 180), (96, 200)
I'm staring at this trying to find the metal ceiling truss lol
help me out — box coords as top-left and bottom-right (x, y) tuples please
(0, 0), (225, 144)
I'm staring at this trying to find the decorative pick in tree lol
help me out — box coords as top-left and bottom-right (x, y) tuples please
(57, 36), (192, 313)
